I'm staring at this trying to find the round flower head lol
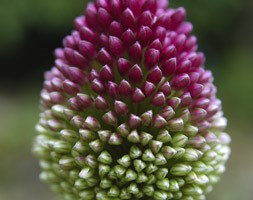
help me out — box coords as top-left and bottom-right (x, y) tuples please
(33, 0), (231, 199)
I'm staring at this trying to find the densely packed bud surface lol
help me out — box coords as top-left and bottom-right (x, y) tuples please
(33, 0), (231, 199)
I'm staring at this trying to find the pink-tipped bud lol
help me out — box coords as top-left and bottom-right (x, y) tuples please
(142, 81), (156, 97)
(114, 100), (128, 115)
(151, 92), (166, 107)
(103, 111), (118, 125)
(95, 96), (109, 110)
(128, 114), (142, 129)
(91, 79), (105, 94)
(171, 73), (191, 89)
(153, 115), (167, 128)
(159, 81), (171, 96)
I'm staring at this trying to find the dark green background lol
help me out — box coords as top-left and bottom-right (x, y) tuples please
(0, 0), (252, 199)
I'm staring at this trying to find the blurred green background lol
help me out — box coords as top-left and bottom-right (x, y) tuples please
(0, 0), (252, 199)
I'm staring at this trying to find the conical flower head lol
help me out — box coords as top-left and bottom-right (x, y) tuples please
(33, 0), (231, 199)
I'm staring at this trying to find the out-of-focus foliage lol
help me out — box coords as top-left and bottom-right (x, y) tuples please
(0, 0), (84, 50)
(0, 0), (253, 199)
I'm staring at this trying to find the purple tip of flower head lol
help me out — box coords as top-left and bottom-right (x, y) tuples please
(35, 1), (230, 199)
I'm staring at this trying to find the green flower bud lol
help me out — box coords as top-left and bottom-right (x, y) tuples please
(149, 140), (163, 153)
(53, 141), (71, 154)
(140, 132), (153, 146)
(142, 185), (154, 196)
(117, 155), (131, 168)
(108, 186), (120, 197)
(172, 133), (188, 148)
(59, 156), (76, 170)
(170, 164), (192, 176)
(169, 179), (180, 192)
(127, 130), (140, 143)
(183, 148), (203, 161)
(136, 172), (148, 183)
(98, 164), (110, 177)
(156, 129), (172, 143)
(79, 190), (95, 200)
(100, 178), (113, 189)
(114, 165), (127, 178)
(79, 166), (94, 179)
(133, 159), (146, 172)
(79, 129), (96, 142)
(161, 146), (177, 159)
(124, 169), (137, 182)
(142, 149), (155, 162)
(154, 190), (168, 200)
(154, 153), (167, 165)
(109, 133), (123, 145)
(89, 139), (103, 153)
(155, 168), (169, 180)
(98, 130), (112, 142)
(127, 183), (139, 195)
(119, 188), (132, 199)
(60, 129), (79, 143)
(97, 151), (112, 165)
(129, 145), (142, 159)
(156, 178), (170, 190)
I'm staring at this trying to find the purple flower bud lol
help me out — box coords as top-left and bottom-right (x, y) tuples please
(95, 96), (109, 110)
(98, 8), (112, 29)
(171, 73), (191, 89)
(97, 48), (113, 65)
(117, 58), (131, 76)
(121, 8), (136, 29)
(158, 81), (171, 96)
(79, 40), (96, 59)
(103, 111), (118, 125)
(129, 64), (143, 84)
(147, 66), (162, 84)
(121, 29), (136, 47)
(114, 100), (128, 115)
(100, 65), (114, 81)
(63, 79), (81, 95)
(139, 11), (153, 27)
(132, 88), (145, 103)
(119, 79), (132, 96)
(142, 81), (156, 96)
(129, 114), (142, 129)
(161, 58), (177, 76)
(160, 106), (175, 120)
(110, 21), (123, 38)
(170, 7), (186, 29)
(91, 79), (105, 94)
(80, 27), (98, 44)
(149, 39), (163, 51)
(129, 42), (142, 62)
(151, 92), (166, 107)
(107, 81), (119, 98)
(138, 26), (152, 46)
(145, 49), (160, 69)
(153, 115), (167, 128)
(109, 36), (124, 57)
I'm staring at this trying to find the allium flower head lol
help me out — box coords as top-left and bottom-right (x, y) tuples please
(33, 0), (231, 199)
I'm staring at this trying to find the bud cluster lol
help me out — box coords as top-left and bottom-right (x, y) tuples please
(33, 0), (231, 199)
